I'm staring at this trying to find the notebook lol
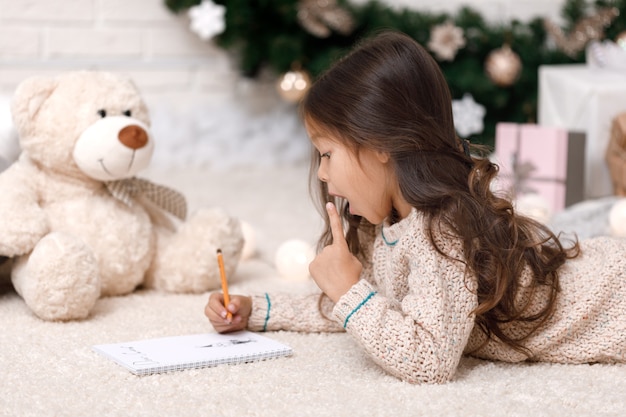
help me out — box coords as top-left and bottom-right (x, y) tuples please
(92, 330), (293, 376)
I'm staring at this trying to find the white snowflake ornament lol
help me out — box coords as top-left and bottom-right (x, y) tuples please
(452, 93), (486, 138)
(188, 0), (226, 41)
(428, 21), (466, 61)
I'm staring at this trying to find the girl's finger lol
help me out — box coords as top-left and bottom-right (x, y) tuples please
(326, 202), (348, 247)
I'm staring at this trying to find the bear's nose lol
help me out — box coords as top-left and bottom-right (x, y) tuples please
(118, 125), (148, 149)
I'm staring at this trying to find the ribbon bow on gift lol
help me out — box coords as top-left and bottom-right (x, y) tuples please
(105, 177), (187, 221)
(511, 158), (539, 197)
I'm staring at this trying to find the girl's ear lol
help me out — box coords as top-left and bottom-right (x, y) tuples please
(375, 151), (390, 163)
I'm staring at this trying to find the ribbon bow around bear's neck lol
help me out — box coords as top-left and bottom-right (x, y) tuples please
(104, 177), (187, 221)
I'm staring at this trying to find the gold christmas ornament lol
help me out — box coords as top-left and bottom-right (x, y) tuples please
(484, 45), (522, 87)
(277, 69), (312, 103)
(297, 0), (355, 38)
(543, 7), (619, 57)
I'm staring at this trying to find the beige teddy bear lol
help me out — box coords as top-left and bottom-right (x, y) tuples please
(0, 71), (244, 321)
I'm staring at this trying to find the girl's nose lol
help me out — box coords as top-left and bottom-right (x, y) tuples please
(317, 164), (328, 182)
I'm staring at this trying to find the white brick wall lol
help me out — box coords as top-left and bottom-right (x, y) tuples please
(0, 0), (230, 92)
(0, 0), (566, 94)
(351, 0), (565, 24)
(0, 0), (566, 168)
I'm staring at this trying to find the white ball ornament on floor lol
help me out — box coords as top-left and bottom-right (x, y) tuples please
(609, 198), (626, 237)
(274, 239), (316, 281)
(239, 220), (257, 260)
(515, 193), (552, 225)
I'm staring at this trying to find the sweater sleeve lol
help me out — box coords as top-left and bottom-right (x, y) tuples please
(247, 291), (344, 333)
(332, 242), (477, 384)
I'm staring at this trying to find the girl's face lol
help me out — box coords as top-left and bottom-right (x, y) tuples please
(307, 122), (410, 225)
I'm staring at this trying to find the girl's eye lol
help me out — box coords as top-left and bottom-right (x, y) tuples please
(320, 152), (331, 159)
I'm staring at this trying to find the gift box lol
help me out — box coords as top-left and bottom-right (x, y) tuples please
(493, 123), (586, 214)
(605, 112), (626, 196)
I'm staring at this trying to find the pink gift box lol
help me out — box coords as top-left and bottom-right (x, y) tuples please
(494, 123), (585, 213)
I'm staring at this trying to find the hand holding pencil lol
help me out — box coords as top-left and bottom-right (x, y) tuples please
(205, 249), (253, 333)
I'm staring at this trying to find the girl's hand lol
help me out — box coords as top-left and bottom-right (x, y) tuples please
(309, 202), (362, 303)
(205, 293), (252, 333)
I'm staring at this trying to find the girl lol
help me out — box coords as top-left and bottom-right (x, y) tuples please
(205, 31), (626, 384)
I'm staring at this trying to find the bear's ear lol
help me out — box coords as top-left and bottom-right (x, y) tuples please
(10, 75), (58, 132)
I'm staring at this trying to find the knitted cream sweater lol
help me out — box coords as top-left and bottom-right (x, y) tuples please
(247, 209), (626, 384)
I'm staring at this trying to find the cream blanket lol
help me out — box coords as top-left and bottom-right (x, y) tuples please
(1, 166), (624, 417)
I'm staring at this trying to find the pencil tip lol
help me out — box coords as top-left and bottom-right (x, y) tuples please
(216, 248), (222, 254)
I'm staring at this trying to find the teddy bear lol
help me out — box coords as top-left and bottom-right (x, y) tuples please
(0, 70), (244, 321)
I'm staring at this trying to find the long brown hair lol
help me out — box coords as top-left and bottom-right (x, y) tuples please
(301, 30), (580, 355)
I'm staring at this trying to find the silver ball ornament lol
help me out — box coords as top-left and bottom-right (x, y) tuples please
(485, 45), (522, 87)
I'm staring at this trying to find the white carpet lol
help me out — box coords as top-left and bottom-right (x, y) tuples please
(1, 164), (625, 417)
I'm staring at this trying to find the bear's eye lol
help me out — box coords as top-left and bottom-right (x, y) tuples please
(123, 110), (132, 117)
(97, 109), (107, 118)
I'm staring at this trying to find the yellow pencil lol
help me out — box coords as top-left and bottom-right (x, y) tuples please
(216, 249), (232, 320)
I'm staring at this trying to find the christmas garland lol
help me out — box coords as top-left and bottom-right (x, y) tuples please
(165, 0), (626, 147)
